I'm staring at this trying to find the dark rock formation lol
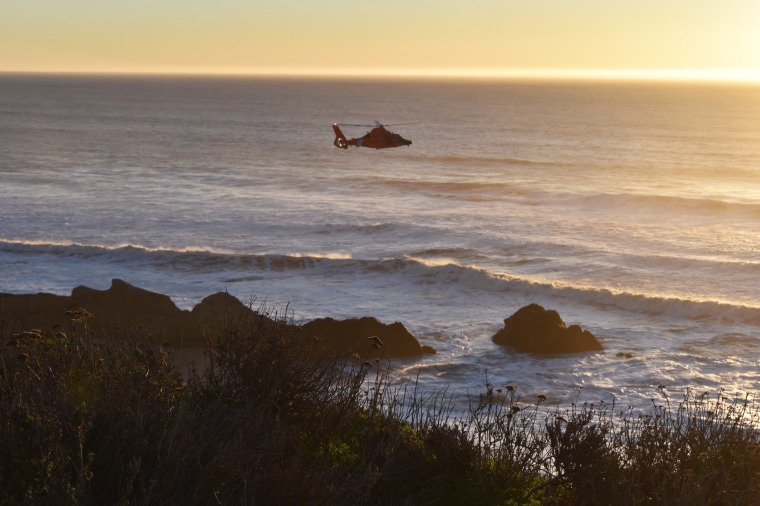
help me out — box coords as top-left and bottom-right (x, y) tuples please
(492, 303), (603, 355)
(0, 279), (266, 347)
(301, 316), (435, 358)
(0, 292), (69, 332)
(1, 280), (435, 358)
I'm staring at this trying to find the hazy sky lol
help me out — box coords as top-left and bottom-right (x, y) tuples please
(2, 0), (759, 78)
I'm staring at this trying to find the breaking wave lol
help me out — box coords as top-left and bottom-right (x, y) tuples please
(3, 239), (759, 325)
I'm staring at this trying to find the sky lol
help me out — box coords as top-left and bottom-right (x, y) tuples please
(2, 0), (760, 80)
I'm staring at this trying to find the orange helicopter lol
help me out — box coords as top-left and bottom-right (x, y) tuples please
(332, 121), (412, 149)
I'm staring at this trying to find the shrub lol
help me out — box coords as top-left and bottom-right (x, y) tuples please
(2, 305), (760, 505)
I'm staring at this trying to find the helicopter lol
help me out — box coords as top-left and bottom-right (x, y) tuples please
(332, 121), (412, 149)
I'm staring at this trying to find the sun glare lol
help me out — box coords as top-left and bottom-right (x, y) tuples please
(200, 67), (760, 83)
(11, 65), (760, 85)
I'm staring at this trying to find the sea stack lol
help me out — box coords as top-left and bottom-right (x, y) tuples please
(492, 303), (603, 355)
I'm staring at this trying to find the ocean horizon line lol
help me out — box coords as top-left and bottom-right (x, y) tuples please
(2, 67), (760, 84)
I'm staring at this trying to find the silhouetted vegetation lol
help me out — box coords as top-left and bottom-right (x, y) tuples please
(2, 306), (760, 505)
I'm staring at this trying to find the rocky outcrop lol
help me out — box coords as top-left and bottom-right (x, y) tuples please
(492, 303), (603, 355)
(301, 316), (435, 359)
(0, 279), (266, 347)
(0, 292), (69, 332)
(0, 280), (435, 358)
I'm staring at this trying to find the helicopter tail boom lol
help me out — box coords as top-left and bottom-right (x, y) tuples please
(332, 123), (350, 149)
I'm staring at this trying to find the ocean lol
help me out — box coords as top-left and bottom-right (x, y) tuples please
(2, 73), (760, 411)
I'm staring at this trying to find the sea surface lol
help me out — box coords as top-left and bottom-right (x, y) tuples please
(2, 73), (760, 412)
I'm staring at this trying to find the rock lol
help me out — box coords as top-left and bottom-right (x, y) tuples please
(301, 316), (435, 358)
(70, 279), (183, 338)
(0, 292), (69, 331)
(492, 303), (603, 355)
(1, 280), (435, 357)
(0, 279), (268, 347)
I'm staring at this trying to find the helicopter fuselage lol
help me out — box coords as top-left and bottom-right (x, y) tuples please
(333, 123), (412, 149)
